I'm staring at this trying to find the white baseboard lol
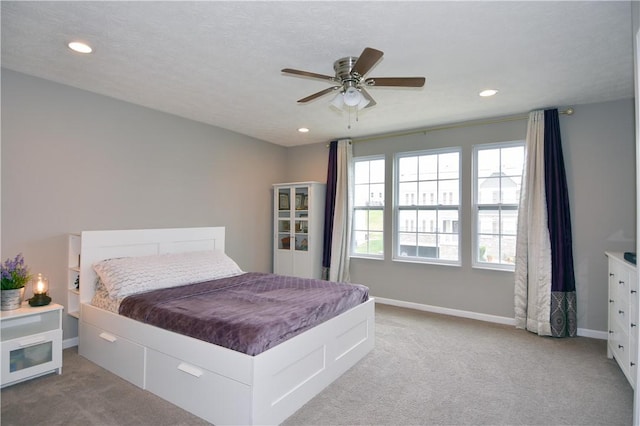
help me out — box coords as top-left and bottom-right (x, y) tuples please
(373, 297), (606, 340)
(63, 337), (78, 349)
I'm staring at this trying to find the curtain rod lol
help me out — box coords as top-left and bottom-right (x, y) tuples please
(328, 107), (574, 146)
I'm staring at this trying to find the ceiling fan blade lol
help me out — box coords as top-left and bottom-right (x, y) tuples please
(364, 77), (426, 87)
(282, 68), (336, 82)
(361, 88), (377, 108)
(297, 86), (340, 103)
(351, 47), (384, 77)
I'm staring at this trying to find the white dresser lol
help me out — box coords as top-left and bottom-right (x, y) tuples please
(606, 251), (638, 388)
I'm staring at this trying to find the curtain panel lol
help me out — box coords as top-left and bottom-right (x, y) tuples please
(322, 139), (353, 282)
(514, 109), (576, 337)
(321, 141), (338, 280)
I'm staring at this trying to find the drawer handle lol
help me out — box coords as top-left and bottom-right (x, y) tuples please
(610, 273), (615, 277)
(619, 344), (625, 350)
(18, 336), (46, 347)
(619, 280), (625, 285)
(632, 323), (637, 328)
(177, 362), (203, 378)
(632, 290), (637, 294)
(610, 299), (615, 303)
(619, 310), (625, 315)
(632, 362), (636, 367)
(99, 332), (117, 343)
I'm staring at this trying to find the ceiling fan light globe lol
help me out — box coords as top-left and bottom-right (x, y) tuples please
(343, 87), (362, 107)
(330, 92), (345, 109)
(357, 96), (370, 110)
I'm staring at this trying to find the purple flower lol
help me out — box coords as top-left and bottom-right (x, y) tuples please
(1, 253), (32, 290)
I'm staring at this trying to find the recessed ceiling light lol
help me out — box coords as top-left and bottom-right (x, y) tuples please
(297, 127), (310, 133)
(68, 41), (93, 54)
(479, 89), (498, 97)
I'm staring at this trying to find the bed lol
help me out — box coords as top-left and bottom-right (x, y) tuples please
(78, 227), (375, 425)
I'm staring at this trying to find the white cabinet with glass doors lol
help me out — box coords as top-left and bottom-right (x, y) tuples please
(273, 182), (325, 279)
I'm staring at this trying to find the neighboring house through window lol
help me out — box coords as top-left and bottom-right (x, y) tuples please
(473, 141), (525, 270)
(395, 148), (461, 264)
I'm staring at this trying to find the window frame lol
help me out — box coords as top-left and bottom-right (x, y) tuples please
(351, 155), (385, 259)
(472, 140), (525, 271)
(393, 147), (462, 266)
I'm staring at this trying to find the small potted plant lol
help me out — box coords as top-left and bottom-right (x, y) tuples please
(1, 253), (32, 311)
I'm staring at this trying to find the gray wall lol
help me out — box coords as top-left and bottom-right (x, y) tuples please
(287, 99), (636, 333)
(2, 67), (636, 340)
(2, 69), (288, 340)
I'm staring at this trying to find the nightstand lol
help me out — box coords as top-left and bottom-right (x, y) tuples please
(1, 302), (63, 387)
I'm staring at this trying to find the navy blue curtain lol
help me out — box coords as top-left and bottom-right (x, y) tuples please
(322, 141), (338, 280)
(544, 109), (577, 337)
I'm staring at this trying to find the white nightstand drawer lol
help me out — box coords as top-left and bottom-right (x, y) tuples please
(1, 328), (62, 387)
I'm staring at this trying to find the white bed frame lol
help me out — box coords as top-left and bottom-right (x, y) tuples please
(78, 227), (375, 425)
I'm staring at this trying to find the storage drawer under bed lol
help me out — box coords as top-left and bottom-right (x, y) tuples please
(145, 348), (252, 425)
(80, 321), (146, 388)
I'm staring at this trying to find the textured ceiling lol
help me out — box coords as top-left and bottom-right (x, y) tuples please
(1, 1), (634, 147)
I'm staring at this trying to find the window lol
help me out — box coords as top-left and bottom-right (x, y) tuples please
(352, 157), (385, 257)
(473, 141), (525, 269)
(395, 148), (461, 264)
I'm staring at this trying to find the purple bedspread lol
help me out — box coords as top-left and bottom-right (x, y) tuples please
(118, 272), (369, 356)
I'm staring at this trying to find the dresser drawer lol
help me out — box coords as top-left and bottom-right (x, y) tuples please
(145, 349), (252, 425)
(610, 325), (630, 373)
(80, 322), (146, 388)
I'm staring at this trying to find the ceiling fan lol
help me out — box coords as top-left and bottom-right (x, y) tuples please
(281, 47), (426, 110)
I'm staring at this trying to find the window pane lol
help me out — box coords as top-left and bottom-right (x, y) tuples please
(502, 235), (517, 264)
(354, 161), (370, 184)
(370, 183), (384, 206)
(418, 210), (437, 232)
(501, 210), (518, 235)
(369, 210), (384, 232)
(501, 176), (521, 204)
(398, 156), (417, 182)
(438, 233), (459, 261)
(502, 146), (524, 175)
(370, 159), (385, 183)
(439, 152), (459, 179)
(354, 184), (370, 206)
(353, 209), (368, 230)
(398, 182), (418, 206)
(478, 210), (498, 234)
(418, 181), (437, 205)
(418, 155), (437, 181)
(477, 149), (499, 178)
(398, 233), (417, 257)
(478, 234), (500, 262)
(398, 210), (417, 232)
(440, 179), (459, 205)
(353, 231), (369, 255)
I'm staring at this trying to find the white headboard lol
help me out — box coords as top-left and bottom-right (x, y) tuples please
(79, 227), (226, 305)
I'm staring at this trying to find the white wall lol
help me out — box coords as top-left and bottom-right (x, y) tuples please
(1, 69), (288, 340)
(287, 99), (636, 333)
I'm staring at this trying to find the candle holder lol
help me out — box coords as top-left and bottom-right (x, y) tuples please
(28, 273), (51, 307)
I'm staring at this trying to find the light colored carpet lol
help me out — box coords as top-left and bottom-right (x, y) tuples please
(1, 304), (633, 425)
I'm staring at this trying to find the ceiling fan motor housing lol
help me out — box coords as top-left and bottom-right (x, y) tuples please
(334, 56), (361, 85)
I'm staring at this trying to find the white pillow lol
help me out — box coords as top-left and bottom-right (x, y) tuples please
(93, 250), (244, 299)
